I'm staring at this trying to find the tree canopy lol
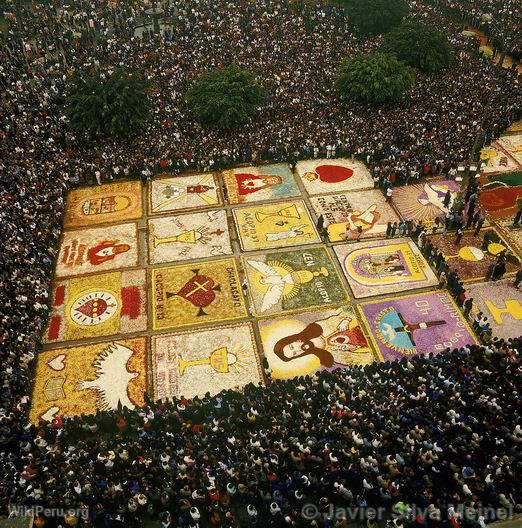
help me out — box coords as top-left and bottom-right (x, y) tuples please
(186, 65), (266, 129)
(335, 52), (415, 105)
(341, 0), (409, 36)
(381, 21), (454, 72)
(63, 71), (151, 139)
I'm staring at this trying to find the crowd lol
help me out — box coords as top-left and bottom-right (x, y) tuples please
(1, 342), (520, 527)
(429, 0), (521, 59)
(0, 0), (521, 526)
(2, 0), (521, 183)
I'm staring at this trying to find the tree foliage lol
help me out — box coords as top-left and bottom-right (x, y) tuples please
(335, 52), (415, 105)
(186, 65), (266, 129)
(381, 21), (454, 72)
(342, 0), (409, 36)
(63, 71), (151, 139)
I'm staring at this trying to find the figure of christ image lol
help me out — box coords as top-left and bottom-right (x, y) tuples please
(273, 309), (371, 370)
(234, 173), (282, 196)
(85, 240), (131, 265)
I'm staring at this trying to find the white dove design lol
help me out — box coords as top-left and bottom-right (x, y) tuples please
(246, 260), (294, 312)
(418, 183), (454, 213)
(76, 343), (139, 411)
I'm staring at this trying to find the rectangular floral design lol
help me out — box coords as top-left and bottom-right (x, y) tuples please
(30, 337), (147, 423)
(56, 222), (139, 277)
(44, 269), (147, 343)
(258, 306), (375, 380)
(358, 291), (477, 361)
(242, 247), (347, 317)
(222, 163), (300, 204)
(334, 238), (438, 298)
(152, 323), (262, 400)
(149, 173), (221, 214)
(295, 158), (373, 195)
(310, 189), (400, 242)
(63, 181), (143, 228)
(233, 200), (320, 251)
(148, 210), (232, 264)
(151, 258), (247, 330)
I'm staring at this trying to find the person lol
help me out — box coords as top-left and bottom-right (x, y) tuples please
(493, 260), (507, 281)
(316, 214), (325, 235)
(386, 187), (393, 203)
(439, 270), (447, 289)
(513, 206), (522, 226)
(455, 227), (463, 246)
(485, 262), (495, 281)
(474, 214), (485, 236)
(514, 269), (522, 289)
(463, 297), (473, 317)
(443, 189), (452, 208)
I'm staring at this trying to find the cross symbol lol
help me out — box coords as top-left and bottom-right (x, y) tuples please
(185, 279), (212, 298)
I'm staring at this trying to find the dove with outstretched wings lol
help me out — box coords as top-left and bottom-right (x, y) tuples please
(76, 343), (138, 410)
(246, 260), (293, 312)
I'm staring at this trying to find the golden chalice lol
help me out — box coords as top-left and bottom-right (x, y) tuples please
(178, 347), (237, 376)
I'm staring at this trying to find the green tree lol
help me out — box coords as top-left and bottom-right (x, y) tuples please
(186, 65), (266, 129)
(341, 0), (409, 36)
(63, 71), (151, 138)
(381, 21), (454, 72)
(335, 52), (415, 105)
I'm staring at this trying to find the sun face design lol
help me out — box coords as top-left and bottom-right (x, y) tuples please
(70, 291), (118, 326)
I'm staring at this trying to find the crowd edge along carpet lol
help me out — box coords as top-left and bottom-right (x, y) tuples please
(464, 280), (522, 340)
(222, 163), (300, 204)
(507, 119), (522, 133)
(30, 337), (147, 424)
(232, 200), (320, 252)
(242, 246), (347, 317)
(44, 269), (147, 344)
(309, 189), (400, 242)
(295, 158), (373, 195)
(63, 181), (143, 228)
(151, 257), (247, 330)
(358, 290), (477, 361)
(148, 209), (232, 264)
(427, 228), (519, 282)
(151, 322), (262, 400)
(55, 222), (139, 278)
(333, 238), (438, 299)
(392, 179), (460, 223)
(258, 306), (375, 380)
(478, 171), (522, 219)
(149, 173), (222, 214)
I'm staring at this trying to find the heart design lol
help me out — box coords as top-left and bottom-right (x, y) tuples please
(47, 354), (66, 371)
(41, 406), (59, 422)
(176, 274), (217, 308)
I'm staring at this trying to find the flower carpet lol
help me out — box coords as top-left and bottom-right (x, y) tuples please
(31, 159), (522, 422)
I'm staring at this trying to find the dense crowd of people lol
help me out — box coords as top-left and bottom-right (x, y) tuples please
(2, 342), (521, 527)
(429, 0), (521, 59)
(1, 0), (521, 526)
